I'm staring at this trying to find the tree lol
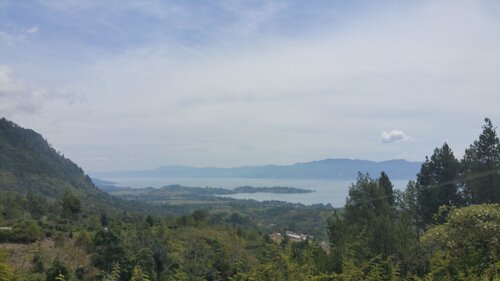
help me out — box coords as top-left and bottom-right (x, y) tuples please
(416, 143), (461, 226)
(130, 265), (151, 281)
(46, 261), (69, 281)
(61, 190), (81, 218)
(102, 262), (121, 281)
(151, 242), (170, 281)
(327, 211), (349, 273)
(11, 218), (42, 243)
(192, 209), (209, 224)
(421, 204), (500, 279)
(100, 211), (109, 227)
(135, 249), (155, 281)
(26, 190), (47, 219)
(400, 180), (420, 237)
(146, 215), (154, 227)
(91, 229), (125, 271)
(184, 238), (214, 278)
(328, 173), (411, 272)
(345, 173), (392, 222)
(462, 118), (500, 204)
(75, 230), (92, 252)
(379, 171), (395, 205)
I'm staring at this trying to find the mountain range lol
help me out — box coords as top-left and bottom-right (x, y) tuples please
(92, 158), (421, 181)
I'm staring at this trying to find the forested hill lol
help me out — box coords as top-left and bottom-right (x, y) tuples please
(93, 158), (421, 180)
(0, 117), (122, 209)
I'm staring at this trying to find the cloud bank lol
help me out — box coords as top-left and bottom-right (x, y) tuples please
(0, 0), (499, 171)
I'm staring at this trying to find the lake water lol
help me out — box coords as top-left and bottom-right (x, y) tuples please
(109, 177), (411, 207)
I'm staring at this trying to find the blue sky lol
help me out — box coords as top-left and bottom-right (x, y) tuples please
(1, 0), (500, 171)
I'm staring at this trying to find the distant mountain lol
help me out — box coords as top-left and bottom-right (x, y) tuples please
(92, 158), (421, 180)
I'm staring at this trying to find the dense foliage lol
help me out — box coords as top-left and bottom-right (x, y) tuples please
(1, 117), (500, 280)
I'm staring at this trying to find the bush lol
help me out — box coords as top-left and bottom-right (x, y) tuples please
(45, 261), (69, 281)
(422, 204), (500, 278)
(10, 219), (42, 243)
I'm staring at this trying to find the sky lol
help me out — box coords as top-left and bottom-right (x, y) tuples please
(1, 0), (500, 172)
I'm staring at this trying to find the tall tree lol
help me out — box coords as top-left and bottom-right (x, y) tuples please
(328, 173), (408, 270)
(416, 143), (461, 226)
(401, 181), (420, 237)
(378, 171), (394, 205)
(462, 118), (500, 204)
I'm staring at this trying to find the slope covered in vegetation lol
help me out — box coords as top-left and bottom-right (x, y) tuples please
(0, 118), (120, 209)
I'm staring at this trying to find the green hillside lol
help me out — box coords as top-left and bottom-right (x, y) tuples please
(0, 118), (101, 200)
(0, 118), (158, 216)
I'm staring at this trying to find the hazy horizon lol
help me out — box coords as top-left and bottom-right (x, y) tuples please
(1, 0), (499, 172)
(89, 157), (422, 173)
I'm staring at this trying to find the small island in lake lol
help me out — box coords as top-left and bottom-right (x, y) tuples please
(92, 180), (315, 204)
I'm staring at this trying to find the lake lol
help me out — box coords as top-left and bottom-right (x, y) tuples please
(109, 177), (412, 207)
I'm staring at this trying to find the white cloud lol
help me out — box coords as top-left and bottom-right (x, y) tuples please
(381, 130), (410, 144)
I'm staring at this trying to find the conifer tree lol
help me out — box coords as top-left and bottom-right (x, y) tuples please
(379, 171), (395, 205)
(416, 143), (461, 226)
(462, 118), (500, 204)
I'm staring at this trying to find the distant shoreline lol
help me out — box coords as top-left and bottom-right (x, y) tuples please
(93, 180), (314, 194)
(232, 185), (314, 194)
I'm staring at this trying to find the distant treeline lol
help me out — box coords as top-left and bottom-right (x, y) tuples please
(96, 182), (314, 195)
